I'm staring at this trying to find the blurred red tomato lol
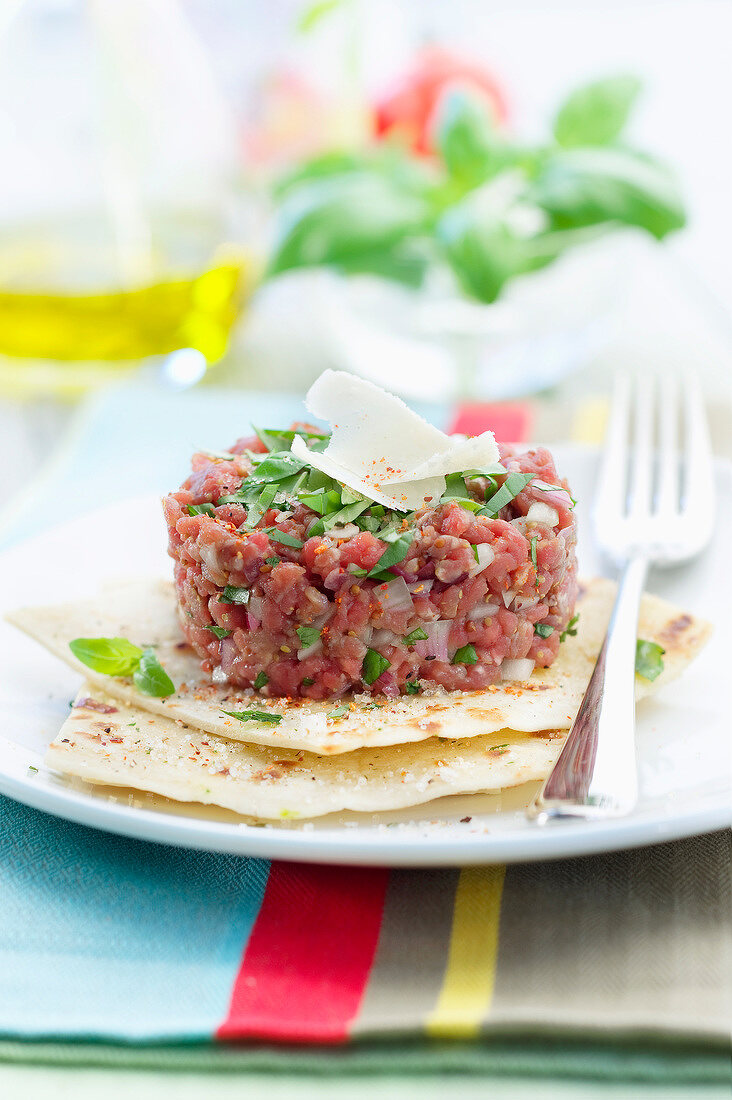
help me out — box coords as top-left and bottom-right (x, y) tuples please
(373, 46), (508, 155)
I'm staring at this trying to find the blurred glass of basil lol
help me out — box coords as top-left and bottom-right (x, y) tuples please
(266, 75), (685, 304)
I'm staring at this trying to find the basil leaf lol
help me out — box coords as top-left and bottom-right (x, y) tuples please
(299, 488), (342, 515)
(132, 648), (175, 697)
(266, 556), (281, 566)
(219, 586), (250, 605)
(296, 626), (321, 649)
(531, 147), (685, 240)
(340, 486), (366, 505)
(328, 704), (350, 720)
(404, 679), (420, 695)
(357, 515), (380, 534)
(434, 88), (508, 188)
(635, 639), (665, 681)
(530, 535), (538, 567)
(265, 528), (304, 548)
(534, 623), (554, 638)
(554, 74), (642, 148)
(254, 426), (329, 453)
(560, 613), (580, 642)
(253, 671), (269, 689)
(362, 648), (391, 685)
(251, 451), (308, 481)
(69, 636), (143, 677)
(481, 472), (534, 516)
(187, 503), (215, 517)
(368, 530), (413, 578)
(347, 564), (368, 577)
(452, 644), (478, 665)
(404, 627), (429, 645)
(323, 499), (371, 530)
(222, 709), (283, 725)
(301, 677), (315, 686)
(204, 625), (232, 639)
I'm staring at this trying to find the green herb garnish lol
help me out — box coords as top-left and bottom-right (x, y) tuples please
(530, 536), (538, 568)
(480, 472), (534, 517)
(204, 625), (232, 639)
(69, 637), (142, 677)
(187, 503), (215, 517)
(560, 614), (580, 642)
(265, 556), (281, 566)
(301, 677), (315, 686)
(219, 585), (250, 605)
(328, 704), (350, 720)
(222, 709), (283, 725)
(265, 528), (304, 548)
(635, 639), (665, 681)
(242, 482), (279, 529)
(251, 451), (308, 481)
(296, 626), (321, 649)
(367, 530), (412, 578)
(362, 648), (391, 685)
(253, 671), (269, 690)
(404, 679), (420, 695)
(452, 644), (478, 665)
(132, 649), (176, 697)
(534, 623), (554, 638)
(404, 627), (429, 645)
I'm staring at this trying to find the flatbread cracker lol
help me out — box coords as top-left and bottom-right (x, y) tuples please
(8, 577), (711, 755)
(46, 687), (565, 819)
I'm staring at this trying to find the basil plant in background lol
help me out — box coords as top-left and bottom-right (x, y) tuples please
(266, 75), (686, 305)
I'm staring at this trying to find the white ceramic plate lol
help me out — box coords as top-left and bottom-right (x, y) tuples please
(0, 446), (729, 866)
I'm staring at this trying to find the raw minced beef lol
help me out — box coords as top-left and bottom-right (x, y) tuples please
(163, 431), (578, 700)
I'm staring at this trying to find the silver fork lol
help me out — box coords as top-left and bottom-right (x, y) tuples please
(528, 372), (715, 821)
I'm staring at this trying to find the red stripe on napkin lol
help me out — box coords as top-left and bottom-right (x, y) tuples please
(217, 863), (389, 1043)
(448, 403), (532, 443)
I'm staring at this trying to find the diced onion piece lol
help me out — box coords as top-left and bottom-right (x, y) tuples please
(468, 601), (500, 621)
(468, 543), (496, 577)
(374, 576), (414, 614)
(371, 628), (399, 647)
(512, 594), (540, 611)
(500, 658), (535, 681)
(526, 502), (560, 527)
(502, 589), (516, 608)
(297, 640), (322, 661)
(248, 596), (264, 621)
(407, 579), (433, 595)
(415, 620), (451, 662)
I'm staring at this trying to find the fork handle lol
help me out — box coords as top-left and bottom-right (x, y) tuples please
(529, 553), (649, 821)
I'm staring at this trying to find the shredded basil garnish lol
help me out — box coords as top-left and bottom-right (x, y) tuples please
(534, 623), (554, 638)
(452, 644), (478, 665)
(301, 677), (315, 686)
(204, 625), (232, 639)
(404, 679), (420, 695)
(530, 535), (538, 568)
(265, 556), (281, 566)
(296, 626), (321, 649)
(404, 627), (429, 645)
(481, 472), (534, 516)
(367, 530), (412, 578)
(635, 639), (665, 681)
(362, 648), (391, 685)
(328, 704), (350, 720)
(187, 503), (215, 517)
(222, 709), (283, 725)
(265, 528), (304, 548)
(219, 586), (250, 605)
(560, 614), (580, 642)
(250, 451), (308, 481)
(253, 671), (269, 689)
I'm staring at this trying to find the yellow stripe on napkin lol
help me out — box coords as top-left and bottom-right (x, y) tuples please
(425, 865), (506, 1038)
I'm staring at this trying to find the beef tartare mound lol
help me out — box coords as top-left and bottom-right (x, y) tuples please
(164, 424), (578, 701)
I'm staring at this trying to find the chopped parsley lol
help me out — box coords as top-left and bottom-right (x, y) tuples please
(635, 639), (665, 681)
(452, 644), (478, 665)
(219, 585), (250, 605)
(362, 648), (391, 685)
(204, 625), (232, 639)
(534, 623), (554, 638)
(403, 627), (429, 645)
(296, 626), (321, 649)
(222, 709), (283, 725)
(253, 671), (269, 690)
(560, 614), (580, 642)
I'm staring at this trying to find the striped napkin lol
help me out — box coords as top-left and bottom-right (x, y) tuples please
(0, 383), (729, 1085)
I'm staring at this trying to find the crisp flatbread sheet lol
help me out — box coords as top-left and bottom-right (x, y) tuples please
(8, 577), (711, 755)
(46, 686), (565, 819)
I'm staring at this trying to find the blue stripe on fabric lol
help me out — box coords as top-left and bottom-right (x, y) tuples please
(0, 797), (271, 1040)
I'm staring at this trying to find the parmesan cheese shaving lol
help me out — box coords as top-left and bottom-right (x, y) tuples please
(292, 370), (500, 511)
